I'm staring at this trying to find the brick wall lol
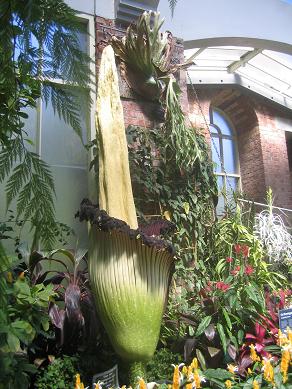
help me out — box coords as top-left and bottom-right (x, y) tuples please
(95, 16), (186, 130)
(188, 86), (292, 209)
(95, 15), (292, 210)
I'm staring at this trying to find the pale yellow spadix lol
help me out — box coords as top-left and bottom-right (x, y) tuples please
(96, 45), (138, 229)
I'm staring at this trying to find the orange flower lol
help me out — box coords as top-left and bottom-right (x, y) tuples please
(250, 344), (261, 362)
(172, 365), (180, 389)
(138, 377), (147, 389)
(280, 349), (290, 383)
(262, 359), (274, 383)
(193, 370), (201, 388)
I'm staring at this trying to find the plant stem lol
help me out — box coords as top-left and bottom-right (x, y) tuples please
(128, 361), (146, 387)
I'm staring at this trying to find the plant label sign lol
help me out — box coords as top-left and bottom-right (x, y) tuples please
(92, 365), (119, 389)
(279, 308), (292, 333)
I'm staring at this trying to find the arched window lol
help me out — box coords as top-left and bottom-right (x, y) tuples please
(209, 107), (240, 213)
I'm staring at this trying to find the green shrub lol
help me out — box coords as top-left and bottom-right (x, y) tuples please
(35, 355), (78, 389)
(146, 348), (182, 382)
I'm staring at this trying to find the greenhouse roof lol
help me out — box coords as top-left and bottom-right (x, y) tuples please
(185, 46), (292, 110)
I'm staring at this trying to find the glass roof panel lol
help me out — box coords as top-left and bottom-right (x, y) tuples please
(186, 45), (292, 110)
(248, 53), (292, 84)
(237, 63), (289, 91)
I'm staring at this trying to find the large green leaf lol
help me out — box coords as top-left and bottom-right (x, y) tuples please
(217, 323), (227, 354)
(195, 316), (212, 336)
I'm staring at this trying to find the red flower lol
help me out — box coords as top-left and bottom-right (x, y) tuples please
(226, 257), (233, 263)
(234, 244), (241, 255)
(242, 245), (250, 258)
(230, 265), (240, 275)
(244, 265), (254, 275)
(215, 281), (230, 291)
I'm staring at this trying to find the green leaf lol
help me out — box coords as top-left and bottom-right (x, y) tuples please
(222, 308), (232, 330)
(196, 316), (212, 336)
(217, 323), (227, 354)
(204, 368), (233, 381)
(196, 349), (206, 371)
(7, 332), (20, 352)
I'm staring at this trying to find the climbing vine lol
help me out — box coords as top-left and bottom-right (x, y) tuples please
(127, 124), (218, 270)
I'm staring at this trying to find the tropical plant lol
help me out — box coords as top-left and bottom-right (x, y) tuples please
(35, 355), (78, 389)
(0, 0), (92, 248)
(146, 348), (182, 382)
(254, 188), (292, 265)
(77, 44), (176, 386)
(26, 247), (100, 355)
(111, 11), (202, 169)
(0, 246), (55, 388)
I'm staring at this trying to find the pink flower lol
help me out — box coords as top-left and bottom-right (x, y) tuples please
(230, 265), (241, 276)
(244, 265), (254, 275)
(234, 244), (241, 255)
(216, 281), (230, 291)
(226, 257), (233, 263)
(242, 245), (250, 258)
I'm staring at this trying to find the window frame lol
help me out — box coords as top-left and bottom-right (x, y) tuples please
(209, 106), (241, 210)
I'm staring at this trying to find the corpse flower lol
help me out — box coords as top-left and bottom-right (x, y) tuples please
(77, 45), (175, 384)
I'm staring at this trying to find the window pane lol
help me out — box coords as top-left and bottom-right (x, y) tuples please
(213, 109), (233, 136)
(216, 176), (225, 216)
(51, 166), (88, 249)
(225, 177), (239, 210)
(41, 93), (88, 167)
(223, 138), (237, 173)
(209, 124), (219, 135)
(211, 137), (222, 172)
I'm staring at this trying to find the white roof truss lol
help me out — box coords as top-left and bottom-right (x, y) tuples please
(186, 46), (292, 110)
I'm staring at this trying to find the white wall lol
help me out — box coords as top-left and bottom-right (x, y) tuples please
(157, 0), (292, 54)
(65, 0), (116, 18)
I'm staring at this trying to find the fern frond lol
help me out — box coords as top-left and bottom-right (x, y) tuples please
(43, 82), (86, 140)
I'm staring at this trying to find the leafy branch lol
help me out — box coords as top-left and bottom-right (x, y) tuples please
(0, 138), (56, 248)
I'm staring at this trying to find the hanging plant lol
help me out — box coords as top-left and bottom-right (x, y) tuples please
(111, 11), (202, 169)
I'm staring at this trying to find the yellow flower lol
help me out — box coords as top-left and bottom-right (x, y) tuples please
(227, 364), (238, 374)
(184, 365), (193, 389)
(191, 357), (199, 370)
(182, 365), (188, 375)
(193, 370), (201, 388)
(247, 368), (253, 375)
(138, 378), (147, 389)
(75, 374), (85, 389)
(225, 380), (232, 389)
(250, 344), (261, 362)
(172, 365), (180, 389)
(262, 359), (274, 383)
(252, 379), (260, 389)
(280, 348), (290, 383)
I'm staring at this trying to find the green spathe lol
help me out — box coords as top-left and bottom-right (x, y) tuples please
(96, 45), (137, 229)
(89, 44), (174, 372)
(89, 230), (172, 362)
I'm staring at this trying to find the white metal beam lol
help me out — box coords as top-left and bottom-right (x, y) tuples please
(187, 69), (292, 110)
(227, 49), (262, 73)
